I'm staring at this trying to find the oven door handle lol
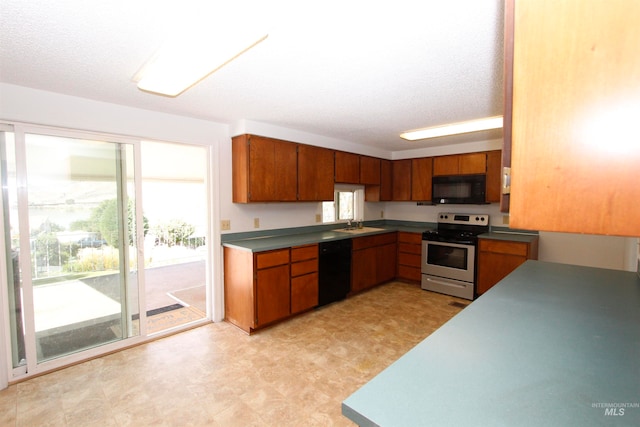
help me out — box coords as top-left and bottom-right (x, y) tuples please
(424, 276), (468, 289)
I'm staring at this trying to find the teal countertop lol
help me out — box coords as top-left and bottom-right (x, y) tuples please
(479, 231), (539, 243)
(342, 261), (640, 426)
(221, 222), (431, 252)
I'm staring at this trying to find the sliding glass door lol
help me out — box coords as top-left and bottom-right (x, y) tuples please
(1, 124), (211, 380)
(2, 128), (141, 371)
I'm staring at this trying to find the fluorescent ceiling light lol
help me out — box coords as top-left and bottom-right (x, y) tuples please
(400, 116), (503, 141)
(136, 33), (269, 97)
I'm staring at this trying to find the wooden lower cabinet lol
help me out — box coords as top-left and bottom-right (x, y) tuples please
(397, 232), (422, 283)
(224, 244), (320, 333)
(476, 236), (539, 295)
(290, 244), (319, 314)
(224, 247), (291, 333)
(351, 233), (397, 293)
(256, 263), (290, 326)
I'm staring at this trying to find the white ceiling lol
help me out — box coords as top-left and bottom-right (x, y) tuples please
(0, 0), (505, 152)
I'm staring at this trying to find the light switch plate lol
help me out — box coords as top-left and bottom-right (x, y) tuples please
(221, 219), (230, 231)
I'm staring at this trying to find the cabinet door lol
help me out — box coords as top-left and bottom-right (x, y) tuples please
(476, 251), (525, 295)
(411, 157), (433, 201)
(509, 0), (640, 236)
(335, 151), (360, 184)
(459, 153), (487, 175)
(252, 136), (297, 201)
(380, 159), (393, 201)
(351, 247), (377, 293)
(391, 159), (412, 201)
(485, 150), (502, 203)
(291, 273), (318, 314)
(256, 264), (290, 326)
(433, 155), (459, 176)
(360, 156), (381, 185)
(244, 135), (297, 202)
(298, 145), (335, 201)
(376, 243), (397, 284)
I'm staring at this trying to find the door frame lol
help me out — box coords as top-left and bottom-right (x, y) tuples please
(0, 122), (216, 385)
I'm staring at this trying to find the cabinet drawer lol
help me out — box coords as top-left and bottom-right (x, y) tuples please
(479, 239), (528, 257)
(256, 249), (290, 269)
(352, 232), (397, 250)
(398, 252), (421, 268)
(398, 242), (421, 255)
(291, 244), (318, 262)
(398, 232), (422, 244)
(291, 258), (318, 277)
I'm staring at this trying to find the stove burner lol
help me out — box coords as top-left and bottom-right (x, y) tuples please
(422, 212), (490, 245)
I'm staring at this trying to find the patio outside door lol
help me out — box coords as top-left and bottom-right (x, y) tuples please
(1, 128), (141, 373)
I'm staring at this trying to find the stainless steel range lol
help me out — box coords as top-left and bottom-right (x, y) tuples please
(421, 213), (489, 300)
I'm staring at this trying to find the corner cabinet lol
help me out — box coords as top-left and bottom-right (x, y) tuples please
(506, 0), (640, 236)
(351, 233), (397, 294)
(476, 235), (539, 296)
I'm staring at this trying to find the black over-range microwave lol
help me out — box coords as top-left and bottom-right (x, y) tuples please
(432, 174), (487, 204)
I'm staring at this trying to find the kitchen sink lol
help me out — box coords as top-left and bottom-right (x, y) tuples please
(334, 227), (387, 234)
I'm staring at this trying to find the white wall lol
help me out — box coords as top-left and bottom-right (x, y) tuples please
(384, 201), (506, 227)
(538, 232), (638, 272)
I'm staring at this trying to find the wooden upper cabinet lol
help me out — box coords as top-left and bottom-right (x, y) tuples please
(485, 150), (502, 203)
(459, 153), (487, 174)
(360, 156), (381, 185)
(433, 153), (487, 176)
(335, 151), (360, 184)
(508, 0), (640, 236)
(379, 159), (393, 201)
(433, 155), (459, 176)
(232, 134), (297, 203)
(298, 145), (335, 201)
(411, 157), (433, 201)
(391, 159), (412, 201)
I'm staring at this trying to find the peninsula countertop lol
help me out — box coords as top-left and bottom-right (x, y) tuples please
(342, 260), (640, 426)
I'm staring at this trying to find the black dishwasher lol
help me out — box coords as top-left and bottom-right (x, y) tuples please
(318, 239), (352, 306)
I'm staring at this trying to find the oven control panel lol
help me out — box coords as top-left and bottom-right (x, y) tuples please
(437, 213), (489, 226)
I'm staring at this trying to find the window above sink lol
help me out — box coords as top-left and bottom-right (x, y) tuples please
(321, 184), (364, 225)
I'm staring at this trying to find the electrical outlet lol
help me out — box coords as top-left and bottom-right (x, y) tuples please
(380, 210), (384, 219)
(502, 215), (510, 225)
(220, 219), (231, 230)
(254, 218), (260, 228)
(315, 214), (321, 223)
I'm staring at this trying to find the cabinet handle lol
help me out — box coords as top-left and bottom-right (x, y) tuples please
(502, 167), (511, 195)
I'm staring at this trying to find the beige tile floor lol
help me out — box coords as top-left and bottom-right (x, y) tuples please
(0, 281), (468, 426)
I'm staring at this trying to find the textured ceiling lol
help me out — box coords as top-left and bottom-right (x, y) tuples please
(0, 0), (505, 152)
